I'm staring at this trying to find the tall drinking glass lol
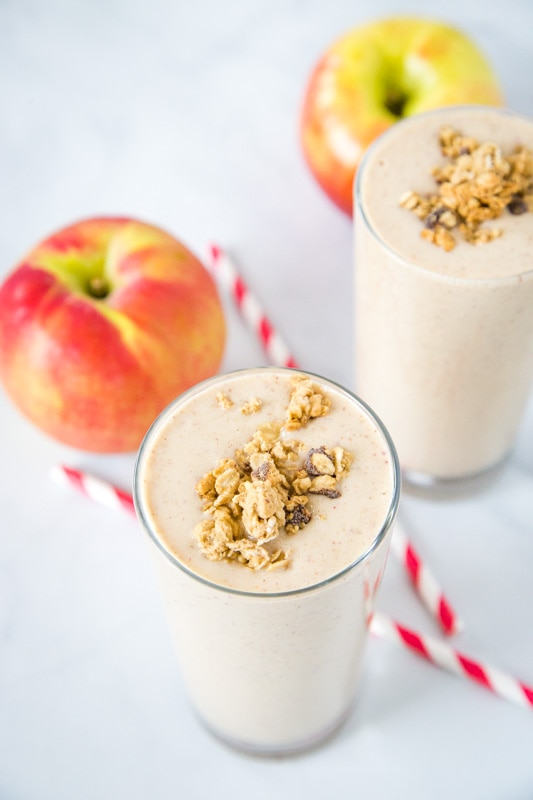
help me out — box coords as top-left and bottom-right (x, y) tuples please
(134, 367), (400, 755)
(354, 106), (533, 484)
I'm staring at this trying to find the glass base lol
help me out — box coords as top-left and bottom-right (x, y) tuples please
(196, 703), (354, 758)
(402, 454), (508, 500)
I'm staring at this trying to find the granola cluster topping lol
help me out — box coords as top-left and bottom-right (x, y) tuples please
(193, 375), (352, 571)
(400, 126), (533, 251)
(217, 392), (263, 415)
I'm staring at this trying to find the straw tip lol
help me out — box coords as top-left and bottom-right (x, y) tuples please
(208, 243), (221, 262)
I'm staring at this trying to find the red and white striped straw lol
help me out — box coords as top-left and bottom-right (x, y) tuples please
(390, 519), (462, 636)
(371, 612), (533, 710)
(208, 243), (299, 369)
(50, 465), (135, 516)
(53, 465), (533, 711)
(51, 466), (461, 637)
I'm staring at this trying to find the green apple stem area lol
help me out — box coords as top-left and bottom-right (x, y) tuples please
(33, 245), (114, 301)
(383, 82), (409, 118)
(44, 253), (112, 299)
(87, 275), (111, 299)
(382, 65), (428, 119)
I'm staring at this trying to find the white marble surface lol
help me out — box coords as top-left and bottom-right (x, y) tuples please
(1, 1), (533, 798)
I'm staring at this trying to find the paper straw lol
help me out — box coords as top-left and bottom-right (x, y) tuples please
(50, 465), (135, 515)
(208, 243), (299, 369)
(50, 466), (461, 636)
(390, 519), (462, 636)
(371, 612), (533, 710)
(53, 465), (531, 711)
(51, 465), (461, 640)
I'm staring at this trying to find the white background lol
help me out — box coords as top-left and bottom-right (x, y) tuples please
(1, 1), (532, 798)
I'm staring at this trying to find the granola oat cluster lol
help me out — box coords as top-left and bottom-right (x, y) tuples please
(193, 375), (352, 571)
(400, 126), (533, 251)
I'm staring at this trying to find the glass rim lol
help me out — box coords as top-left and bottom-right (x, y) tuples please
(133, 366), (401, 599)
(354, 104), (533, 287)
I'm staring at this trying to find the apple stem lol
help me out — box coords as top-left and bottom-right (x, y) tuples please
(384, 87), (408, 118)
(87, 276), (110, 299)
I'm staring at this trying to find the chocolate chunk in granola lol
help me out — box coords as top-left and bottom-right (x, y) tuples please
(507, 194), (529, 215)
(424, 206), (456, 230)
(311, 488), (341, 499)
(304, 447), (336, 476)
(307, 474), (341, 498)
(285, 502), (312, 534)
(251, 460), (271, 481)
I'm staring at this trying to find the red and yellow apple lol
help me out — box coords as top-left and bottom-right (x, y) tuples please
(300, 16), (504, 215)
(0, 217), (226, 452)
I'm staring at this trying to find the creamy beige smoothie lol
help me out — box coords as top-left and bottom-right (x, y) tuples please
(354, 106), (533, 481)
(134, 367), (399, 754)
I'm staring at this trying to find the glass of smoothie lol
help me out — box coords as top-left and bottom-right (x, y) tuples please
(354, 106), (533, 485)
(133, 367), (400, 755)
